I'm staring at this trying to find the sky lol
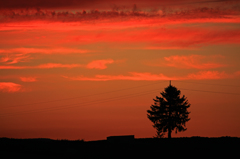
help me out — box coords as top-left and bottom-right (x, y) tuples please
(0, 0), (240, 141)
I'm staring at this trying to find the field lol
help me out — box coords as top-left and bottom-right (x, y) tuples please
(1, 136), (239, 158)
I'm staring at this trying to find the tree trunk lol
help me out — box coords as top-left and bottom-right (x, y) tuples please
(168, 128), (172, 138)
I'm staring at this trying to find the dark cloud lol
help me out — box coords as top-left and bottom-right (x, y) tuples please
(0, 0), (100, 9)
(0, 0), (238, 9)
(0, 5), (239, 23)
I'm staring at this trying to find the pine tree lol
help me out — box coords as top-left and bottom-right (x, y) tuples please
(147, 82), (190, 138)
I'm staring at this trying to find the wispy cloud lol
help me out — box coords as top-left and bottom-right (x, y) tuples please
(0, 1), (239, 22)
(66, 27), (240, 48)
(63, 70), (238, 81)
(0, 63), (83, 69)
(86, 59), (114, 69)
(0, 82), (22, 92)
(187, 71), (231, 79)
(1, 2), (240, 32)
(0, 48), (90, 54)
(20, 77), (37, 82)
(0, 0), (237, 10)
(0, 53), (32, 64)
(162, 54), (226, 69)
(37, 63), (83, 69)
(1, 6), (240, 49)
(62, 72), (173, 81)
(0, 59), (115, 69)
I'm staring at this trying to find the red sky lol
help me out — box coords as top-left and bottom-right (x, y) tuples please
(0, 0), (240, 141)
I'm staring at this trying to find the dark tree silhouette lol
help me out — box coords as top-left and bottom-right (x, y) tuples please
(147, 82), (190, 138)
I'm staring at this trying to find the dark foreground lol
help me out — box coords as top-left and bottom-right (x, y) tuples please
(1, 137), (239, 158)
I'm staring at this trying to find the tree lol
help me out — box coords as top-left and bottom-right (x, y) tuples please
(147, 82), (190, 138)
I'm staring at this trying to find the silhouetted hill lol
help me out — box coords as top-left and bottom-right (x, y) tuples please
(1, 136), (239, 158)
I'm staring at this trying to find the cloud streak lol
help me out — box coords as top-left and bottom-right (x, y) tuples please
(0, 59), (115, 69)
(1, 10), (240, 30)
(0, 48), (90, 54)
(0, 82), (22, 92)
(62, 71), (237, 81)
(20, 77), (37, 82)
(1, 4), (240, 50)
(65, 27), (240, 49)
(62, 70), (238, 81)
(62, 72), (173, 81)
(0, 63), (83, 69)
(187, 71), (232, 79)
(0, 0), (238, 10)
(163, 55), (226, 69)
(1, 26), (240, 51)
(86, 59), (114, 69)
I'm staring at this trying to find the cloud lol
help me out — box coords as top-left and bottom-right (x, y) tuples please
(20, 77), (37, 82)
(143, 46), (195, 50)
(63, 72), (173, 81)
(0, 48), (90, 54)
(0, 0), (238, 10)
(1, 6), (240, 49)
(0, 53), (31, 64)
(162, 54), (226, 69)
(86, 59), (114, 69)
(62, 70), (238, 81)
(187, 71), (231, 79)
(66, 27), (240, 48)
(2, 24), (240, 52)
(0, 65), (28, 69)
(37, 63), (83, 69)
(0, 59), (115, 69)
(0, 2), (240, 30)
(0, 0), (213, 9)
(0, 48), (91, 65)
(2, 25), (240, 50)
(0, 82), (22, 92)
(1, 9), (240, 30)
(0, 63), (83, 69)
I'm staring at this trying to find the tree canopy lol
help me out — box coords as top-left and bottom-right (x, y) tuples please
(147, 83), (190, 138)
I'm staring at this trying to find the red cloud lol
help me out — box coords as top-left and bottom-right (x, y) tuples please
(0, 0), (214, 9)
(1, 16), (240, 31)
(36, 63), (83, 69)
(0, 82), (22, 92)
(0, 48), (90, 65)
(0, 53), (31, 64)
(63, 70), (238, 81)
(163, 55), (226, 69)
(63, 72), (173, 81)
(0, 48), (90, 54)
(0, 0), (238, 11)
(0, 59), (115, 70)
(1, 11), (240, 50)
(143, 46), (195, 50)
(1, 2), (239, 23)
(86, 59), (114, 69)
(20, 77), (37, 82)
(0, 63), (83, 69)
(65, 27), (240, 49)
(187, 71), (231, 80)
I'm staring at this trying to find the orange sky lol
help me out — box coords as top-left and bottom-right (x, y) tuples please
(0, 0), (240, 141)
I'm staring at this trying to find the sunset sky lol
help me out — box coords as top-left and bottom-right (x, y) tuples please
(0, 0), (240, 141)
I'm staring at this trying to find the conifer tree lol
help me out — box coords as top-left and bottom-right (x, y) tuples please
(147, 82), (190, 138)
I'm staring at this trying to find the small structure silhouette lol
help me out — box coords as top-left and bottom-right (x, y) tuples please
(107, 135), (134, 142)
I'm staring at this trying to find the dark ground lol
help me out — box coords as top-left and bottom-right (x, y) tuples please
(0, 136), (239, 158)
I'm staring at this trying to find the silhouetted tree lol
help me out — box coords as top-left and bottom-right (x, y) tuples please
(147, 82), (190, 138)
